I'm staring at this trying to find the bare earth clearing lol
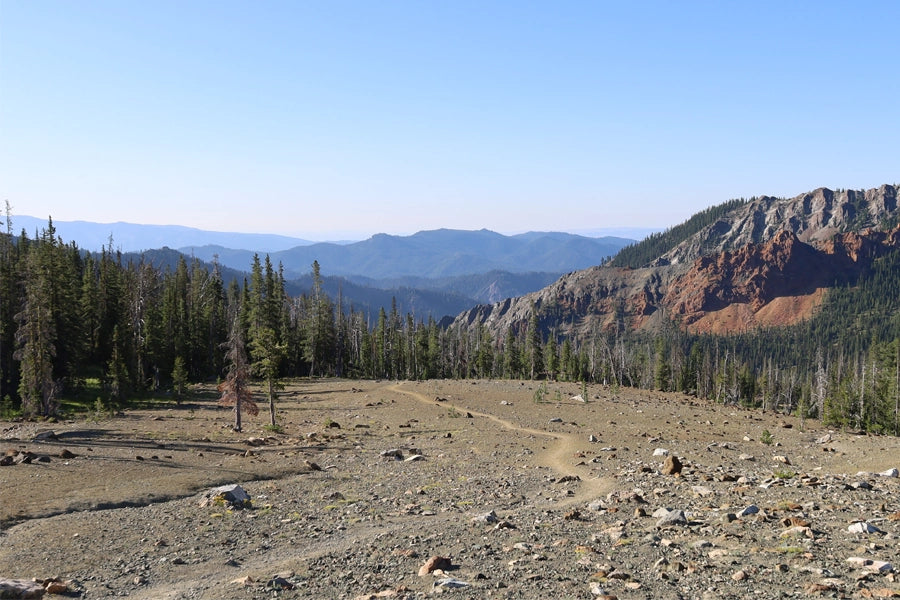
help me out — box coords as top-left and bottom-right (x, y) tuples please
(1, 379), (899, 599)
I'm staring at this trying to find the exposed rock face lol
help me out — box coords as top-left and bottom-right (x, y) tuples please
(662, 229), (898, 331)
(658, 184), (899, 266)
(452, 185), (900, 338)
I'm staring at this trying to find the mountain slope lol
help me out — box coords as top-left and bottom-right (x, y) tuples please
(182, 229), (633, 279)
(134, 249), (478, 320)
(10, 216), (314, 252)
(453, 184), (900, 338)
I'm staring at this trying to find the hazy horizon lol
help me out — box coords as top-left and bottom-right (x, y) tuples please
(7, 213), (655, 247)
(3, 3), (898, 238)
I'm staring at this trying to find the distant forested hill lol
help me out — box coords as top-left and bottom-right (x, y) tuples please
(182, 229), (633, 279)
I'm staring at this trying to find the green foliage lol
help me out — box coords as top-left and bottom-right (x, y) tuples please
(760, 429), (774, 445)
(772, 468), (796, 480)
(0, 394), (15, 419)
(609, 197), (749, 268)
(2, 214), (900, 437)
(533, 381), (548, 403)
(171, 356), (188, 403)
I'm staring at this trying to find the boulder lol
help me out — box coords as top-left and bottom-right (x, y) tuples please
(419, 556), (453, 577)
(662, 455), (682, 475)
(847, 521), (883, 534)
(0, 578), (45, 598)
(199, 484), (251, 508)
(656, 509), (688, 527)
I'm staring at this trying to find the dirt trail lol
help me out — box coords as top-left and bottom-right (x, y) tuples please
(388, 383), (613, 506)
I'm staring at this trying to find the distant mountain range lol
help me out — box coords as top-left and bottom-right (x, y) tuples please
(9, 216), (319, 253)
(12, 215), (636, 320)
(182, 229), (634, 280)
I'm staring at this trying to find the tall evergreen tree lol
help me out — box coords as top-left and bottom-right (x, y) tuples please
(14, 247), (58, 416)
(218, 317), (258, 432)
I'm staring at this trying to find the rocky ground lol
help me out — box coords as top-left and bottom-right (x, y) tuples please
(1, 379), (898, 600)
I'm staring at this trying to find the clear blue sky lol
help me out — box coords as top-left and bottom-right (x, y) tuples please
(1, 1), (898, 240)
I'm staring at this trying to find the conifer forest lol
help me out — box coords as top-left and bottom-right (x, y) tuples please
(1, 218), (898, 436)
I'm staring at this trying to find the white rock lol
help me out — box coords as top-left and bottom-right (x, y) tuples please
(848, 521), (883, 534)
(589, 581), (610, 596)
(846, 557), (894, 572)
(571, 394), (585, 402)
(200, 484), (251, 508)
(433, 577), (469, 590)
(653, 448), (669, 457)
(879, 467), (899, 478)
(472, 510), (499, 524)
(656, 509), (688, 527)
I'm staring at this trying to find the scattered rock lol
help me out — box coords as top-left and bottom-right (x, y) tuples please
(662, 455), (682, 475)
(846, 557), (893, 573)
(267, 576), (294, 590)
(0, 578), (45, 598)
(199, 484), (251, 508)
(432, 577), (469, 591)
(848, 521), (883, 534)
(472, 510), (499, 524)
(656, 509), (688, 527)
(419, 556), (453, 577)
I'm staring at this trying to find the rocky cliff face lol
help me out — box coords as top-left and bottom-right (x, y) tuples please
(452, 184), (900, 338)
(658, 184), (898, 266)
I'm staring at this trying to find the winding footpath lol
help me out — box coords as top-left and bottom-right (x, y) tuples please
(388, 382), (614, 507)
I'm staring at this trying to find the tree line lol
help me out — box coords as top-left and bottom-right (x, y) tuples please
(1, 216), (898, 436)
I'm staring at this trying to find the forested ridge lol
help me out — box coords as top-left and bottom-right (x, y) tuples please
(608, 197), (749, 268)
(1, 216), (898, 436)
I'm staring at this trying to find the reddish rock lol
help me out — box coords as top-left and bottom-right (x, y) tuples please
(418, 556), (452, 577)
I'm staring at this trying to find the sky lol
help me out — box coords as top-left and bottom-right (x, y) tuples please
(1, 1), (898, 241)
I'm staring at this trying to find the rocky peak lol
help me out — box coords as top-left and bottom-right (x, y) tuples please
(659, 184), (899, 267)
(452, 184), (900, 339)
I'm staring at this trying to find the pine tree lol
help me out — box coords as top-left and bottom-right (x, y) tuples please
(14, 247), (58, 417)
(218, 318), (258, 432)
(172, 355), (188, 404)
(250, 325), (284, 428)
(526, 303), (543, 379)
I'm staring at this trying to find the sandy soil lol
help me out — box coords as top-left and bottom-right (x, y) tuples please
(1, 379), (898, 599)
